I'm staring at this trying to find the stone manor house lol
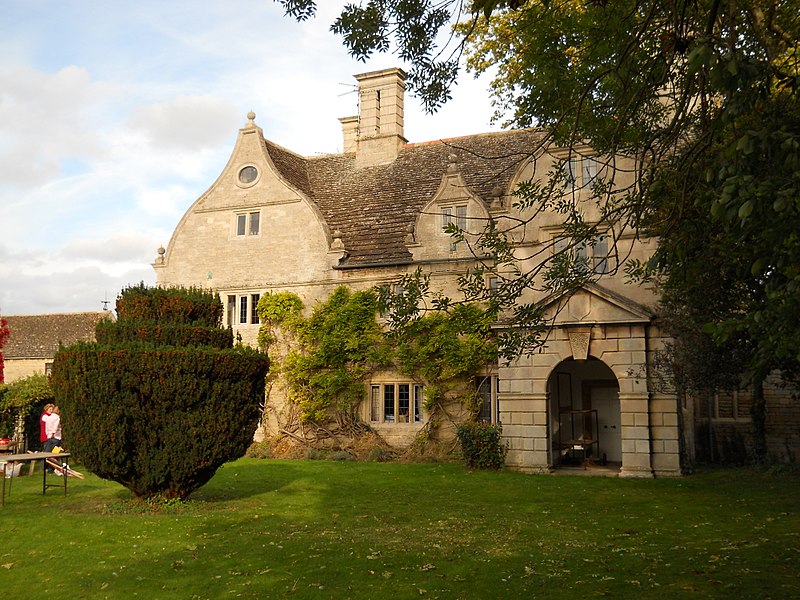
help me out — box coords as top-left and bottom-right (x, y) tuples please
(154, 68), (798, 476)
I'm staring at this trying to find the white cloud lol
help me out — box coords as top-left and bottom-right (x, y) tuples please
(128, 95), (240, 151)
(0, 64), (114, 187)
(0, 263), (154, 316)
(0, 0), (503, 317)
(60, 232), (159, 264)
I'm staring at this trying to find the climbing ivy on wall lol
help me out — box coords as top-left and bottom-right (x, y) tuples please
(257, 286), (498, 428)
(393, 303), (498, 415)
(258, 288), (390, 422)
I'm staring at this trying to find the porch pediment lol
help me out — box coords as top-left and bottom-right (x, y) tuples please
(541, 282), (653, 326)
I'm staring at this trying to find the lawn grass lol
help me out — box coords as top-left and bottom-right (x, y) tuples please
(1, 459), (798, 599)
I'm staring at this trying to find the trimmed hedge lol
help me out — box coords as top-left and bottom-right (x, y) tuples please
(52, 344), (268, 499)
(51, 284), (269, 500)
(456, 422), (508, 470)
(115, 283), (223, 327)
(95, 320), (233, 349)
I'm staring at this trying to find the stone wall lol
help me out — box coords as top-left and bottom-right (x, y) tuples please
(3, 358), (48, 383)
(691, 372), (800, 464)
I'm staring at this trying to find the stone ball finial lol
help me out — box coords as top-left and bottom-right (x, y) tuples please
(333, 229), (342, 239)
(157, 246), (165, 256)
(247, 111), (256, 121)
(447, 153), (460, 174)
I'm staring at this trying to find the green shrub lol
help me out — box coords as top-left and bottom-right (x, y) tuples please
(52, 344), (268, 499)
(114, 283), (223, 326)
(368, 447), (390, 462)
(306, 448), (326, 460)
(245, 441), (272, 459)
(95, 320), (233, 349)
(329, 450), (353, 461)
(0, 374), (54, 445)
(456, 422), (508, 470)
(51, 285), (269, 500)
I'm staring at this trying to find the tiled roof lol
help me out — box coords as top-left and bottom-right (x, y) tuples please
(2, 312), (113, 359)
(266, 129), (547, 266)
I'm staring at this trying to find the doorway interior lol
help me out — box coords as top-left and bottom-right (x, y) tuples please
(549, 357), (621, 470)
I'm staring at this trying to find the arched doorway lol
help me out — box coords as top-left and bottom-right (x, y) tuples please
(548, 357), (621, 469)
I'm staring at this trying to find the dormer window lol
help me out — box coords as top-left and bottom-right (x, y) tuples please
(442, 205), (468, 231)
(442, 204), (467, 252)
(562, 155), (599, 189)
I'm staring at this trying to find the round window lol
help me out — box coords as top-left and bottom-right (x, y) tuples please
(238, 166), (258, 184)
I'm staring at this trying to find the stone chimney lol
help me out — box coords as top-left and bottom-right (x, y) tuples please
(340, 68), (407, 167)
(339, 115), (359, 154)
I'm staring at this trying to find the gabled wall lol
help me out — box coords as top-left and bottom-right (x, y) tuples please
(155, 117), (334, 293)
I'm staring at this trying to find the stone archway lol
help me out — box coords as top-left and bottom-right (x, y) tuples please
(548, 357), (621, 469)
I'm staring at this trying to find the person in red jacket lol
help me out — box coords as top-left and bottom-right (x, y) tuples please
(42, 404), (62, 452)
(39, 404), (52, 448)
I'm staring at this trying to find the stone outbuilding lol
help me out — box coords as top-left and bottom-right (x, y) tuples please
(2, 312), (111, 383)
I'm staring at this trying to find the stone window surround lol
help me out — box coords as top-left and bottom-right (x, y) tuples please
(226, 293), (261, 327)
(369, 382), (424, 425)
(550, 230), (613, 275)
(235, 211), (261, 237)
(476, 374), (501, 424)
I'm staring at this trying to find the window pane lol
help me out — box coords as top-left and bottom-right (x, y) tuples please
(251, 294), (260, 324)
(370, 385), (380, 422)
(582, 156), (598, 185)
(575, 242), (589, 273)
(488, 276), (499, 295)
(398, 384), (410, 423)
(249, 212), (260, 235)
(456, 205), (467, 231)
(593, 235), (609, 274)
(236, 214), (246, 236)
(414, 385), (424, 422)
(383, 385), (395, 422)
(568, 158), (580, 186)
(227, 295), (236, 328)
(476, 376), (492, 422)
(496, 377), (501, 424)
(442, 207), (453, 230)
(239, 296), (248, 324)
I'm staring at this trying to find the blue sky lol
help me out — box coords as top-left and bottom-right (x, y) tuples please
(0, 0), (500, 315)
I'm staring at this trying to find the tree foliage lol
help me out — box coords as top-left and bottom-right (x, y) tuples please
(0, 373), (54, 441)
(279, 0), (800, 385)
(0, 317), (9, 384)
(51, 285), (269, 500)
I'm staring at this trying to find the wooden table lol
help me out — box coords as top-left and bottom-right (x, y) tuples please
(1, 452), (72, 507)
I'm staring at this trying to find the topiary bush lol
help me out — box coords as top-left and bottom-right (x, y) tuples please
(456, 422), (508, 470)
(51, 285), (269, 500)
(95, 320), (233, 349)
